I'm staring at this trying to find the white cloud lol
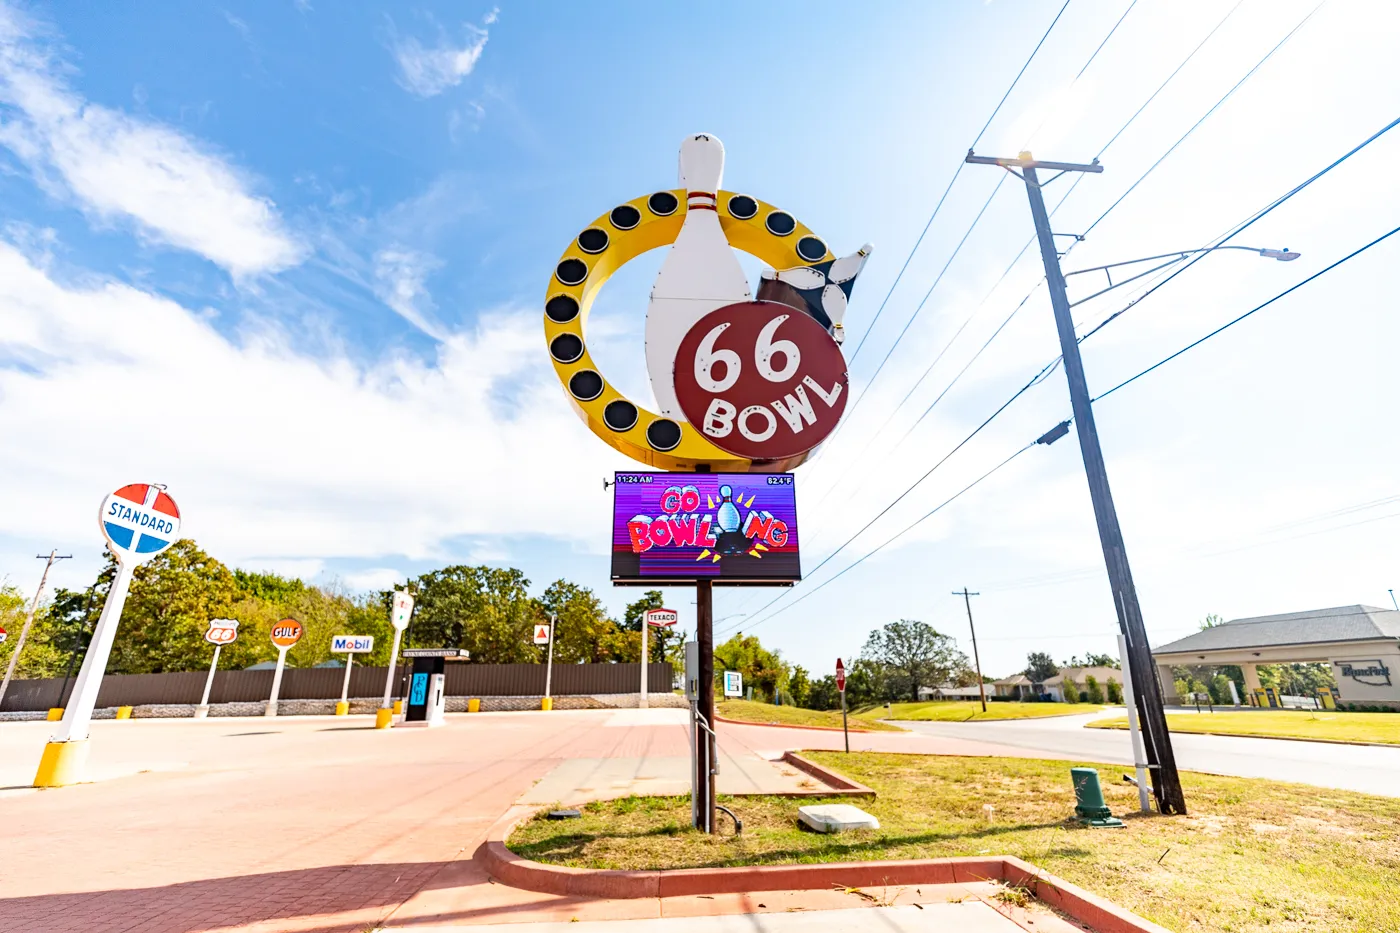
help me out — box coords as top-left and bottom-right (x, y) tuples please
(372, 247), (447, 339)
(0, 5), (304, 277)
(389, 19), (490, 98)
(343, 567), (404, 592)
(0, 240), (628, 571)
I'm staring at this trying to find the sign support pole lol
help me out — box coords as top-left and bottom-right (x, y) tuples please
(1118, 633), (1152, 813)
(840, 686), (849, 753)
(379, 627), (404, 726)
(0, 551), (70, 710)
(266, 647), (289, 717)
(195, 645), (221, 719)
(695, 579), (715, 834)
(339, 654), (354, 712)
(640, 610), (649, 709)
(544, 614), (555, 708)
(50, 562), (134, 745)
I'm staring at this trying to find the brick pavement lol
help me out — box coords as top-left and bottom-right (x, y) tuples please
(0, 709), (1043, 932)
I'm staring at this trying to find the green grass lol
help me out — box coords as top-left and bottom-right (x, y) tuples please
(511, 752), (1400, 933)
(1088, 709), (1400, 745)
(851, 700), (1106, 722)
(716, 699), (903, 732)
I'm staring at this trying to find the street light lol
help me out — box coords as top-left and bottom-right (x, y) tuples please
(1064, 245), (1302, 307)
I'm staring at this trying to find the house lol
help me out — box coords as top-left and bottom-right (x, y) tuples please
(916, 684), (985, 700)
(994, 667), (1121, 702)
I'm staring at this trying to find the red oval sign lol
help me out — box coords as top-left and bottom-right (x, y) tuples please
(674, 301), (848, 461)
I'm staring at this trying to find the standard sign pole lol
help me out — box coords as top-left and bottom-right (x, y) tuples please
(534, 619), (554, 710)
(37, 484), (181, 788)
(265, 618), (304, 717)
(378, 591), (414, 729)
(195, 619), (239, 719)
(331, 635), (374, 715)
(641, 607), (678, 710)
(836, 658), (848, 753)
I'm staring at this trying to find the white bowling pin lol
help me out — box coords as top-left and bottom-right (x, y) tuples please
(645, 134), (752, 419)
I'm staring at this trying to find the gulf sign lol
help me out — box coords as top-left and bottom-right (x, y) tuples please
(331, 634), (374, 654)
(644, 608), (678, 627)
(101, 484), (181, 563)
(270, 619), (304, 650)
(205, 618), (239, 646)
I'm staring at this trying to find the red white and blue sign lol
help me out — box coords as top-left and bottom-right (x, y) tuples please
(100, 484), (181, 563)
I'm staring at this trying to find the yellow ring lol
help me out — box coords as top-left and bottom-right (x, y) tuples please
(545, 190), (834, 472)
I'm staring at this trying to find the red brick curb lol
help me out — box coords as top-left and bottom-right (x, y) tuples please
(475, 807), (1171, 932)
(778, 751), (876, 797)
(714, 714), (892, 734)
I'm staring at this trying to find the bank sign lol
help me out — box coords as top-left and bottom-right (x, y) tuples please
(1334, 659), (1391, 686)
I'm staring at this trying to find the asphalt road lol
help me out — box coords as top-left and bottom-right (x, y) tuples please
(890, 711), (1400, 797)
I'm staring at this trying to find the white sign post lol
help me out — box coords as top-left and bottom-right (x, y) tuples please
(37, 484), (181, 787)
(534, 620), (554, 710)
(378, 590), (414, 729)
(640, 608), (678, 710)
(195, 619), (239, 719)
(265, 619), (304, 717)
(331, 635), (374, 715)
(723, 670), (743, 698)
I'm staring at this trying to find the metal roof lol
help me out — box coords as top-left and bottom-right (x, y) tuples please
(1153, 605), (1400, 655)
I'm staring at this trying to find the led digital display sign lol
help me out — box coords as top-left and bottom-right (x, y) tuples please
(611, 472), (800, 585)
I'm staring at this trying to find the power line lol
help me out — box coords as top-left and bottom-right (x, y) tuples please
(843, 0), (1073, 369)
(1093, 223), (1400, 402)
(726, 441), (1039, 636)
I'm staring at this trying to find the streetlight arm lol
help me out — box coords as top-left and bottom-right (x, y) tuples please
(1065, 245), (1299, 308)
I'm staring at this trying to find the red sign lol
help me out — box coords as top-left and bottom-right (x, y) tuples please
(835, 658), (846, 692)
(674, 301), (848, 461)
(0, 626), (7, 643)
(205, 619), (239, 646)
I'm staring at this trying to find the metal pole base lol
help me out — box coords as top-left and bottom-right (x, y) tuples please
(193, 705), (210, 720)
(34, 740), (88, 787)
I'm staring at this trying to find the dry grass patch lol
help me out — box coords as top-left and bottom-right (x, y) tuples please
(854, 700), (1105, 722)
(510, 752), (1400, 932)
(1089, 709), (1400, 745)
(716, 699), (903, 731)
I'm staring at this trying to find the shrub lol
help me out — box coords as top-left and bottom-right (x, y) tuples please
(1085, 675), (1105, 705)
(1106, 678), (1123, 704)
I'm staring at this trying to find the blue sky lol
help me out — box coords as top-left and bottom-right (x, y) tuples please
(1, 0), (1398, 678)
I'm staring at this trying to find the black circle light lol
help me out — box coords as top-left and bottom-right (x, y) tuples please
(549, 333), (584, 364)
(555, 258), (588, 286)
(796, 235), (827, 262)
(577, 228), (609, 254)
(765, 211), (796, 236)
(545, 294), (580, 323)
(609, 205), (641, 230)
(568, 370), (604, 401)
(727, 194), (758, 220)
(648, 191), (679, 216)
(603, 399), (639, 432)
(646, 418), (682, 452)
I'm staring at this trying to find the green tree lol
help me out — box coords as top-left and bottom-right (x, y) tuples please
(713, 632), (789, 701)
(538, 580), (619, 664)
(108, 541), (242, 673)
(405, 565), (538, 664)
(1024, 651), (1058, 682)
(1200, 613), (1226, 629)
(1084, 675), (1105, 704)
(844, 657), (890, 707)
(1063, 652), (1120, 669)
(788, 665), (811, 707)
(1106, 677), (1123, 704)
(620, 590), (665, 632)
(861, 620), (969, 702)
(804, 673), (839, 710)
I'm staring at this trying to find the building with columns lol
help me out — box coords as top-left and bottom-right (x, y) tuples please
(1151, 605), (1400, 710)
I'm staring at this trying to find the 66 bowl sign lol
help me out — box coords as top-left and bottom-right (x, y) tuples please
(675, 301), (847, 461)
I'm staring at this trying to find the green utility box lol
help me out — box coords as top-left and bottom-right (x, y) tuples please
(1071, 767), (1125, 828)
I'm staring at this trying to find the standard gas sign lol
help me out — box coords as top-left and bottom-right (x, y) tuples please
(332, 635), (374, 653)
(100, 484), (181, 562)
(205, 619), (239, 646)
(644, 608), (678, 627)
(270, 619), (304, 649)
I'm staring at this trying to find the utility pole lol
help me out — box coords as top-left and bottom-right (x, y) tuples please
(965, 149), (1187, 815)
(0, 551), (72, 710)
(953, 589), (987, 712)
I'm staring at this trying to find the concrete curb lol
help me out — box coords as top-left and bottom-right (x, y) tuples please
(778, 751), (876, 797)
(1086, 721), (1399, 748)
(475, 806), (1170, 931)
(714, 714), (896, 734)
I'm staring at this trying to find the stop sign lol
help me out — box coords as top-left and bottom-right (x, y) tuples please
(835, 658), (846, 692)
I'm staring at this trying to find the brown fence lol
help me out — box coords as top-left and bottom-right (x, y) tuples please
(0, 662), (676, 712)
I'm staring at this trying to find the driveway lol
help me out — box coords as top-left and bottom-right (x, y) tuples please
(889, 710), (1400, 797)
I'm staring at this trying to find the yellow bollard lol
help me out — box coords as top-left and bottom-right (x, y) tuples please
(392, 699), (404, 715)
(46, 707), (64, 721)
(375, 708), (393, 729)
(467, 698), (480, 713)
(115, 706), (133, 720)
(334, 701), (349, 716)
(541, 697), (553, 711)
(34, 740), (88, 787)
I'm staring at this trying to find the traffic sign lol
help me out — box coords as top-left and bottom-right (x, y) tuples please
(270, 619), (303, 649)
(0, 626), (7, 644)
(205, 619), (239, 646)
(391, 590), (414, 631)
(723, 670), (743, 697)
(100, 484), (181, 563)
(331, 634), (374, 653)
(644, 608), (678, 627)
(533, 624), (551, 645)
(835, 658), (846, 693)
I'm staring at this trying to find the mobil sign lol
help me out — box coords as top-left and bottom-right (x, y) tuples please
(332, 635), (374, 654)
(101, 484), (181, 563)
